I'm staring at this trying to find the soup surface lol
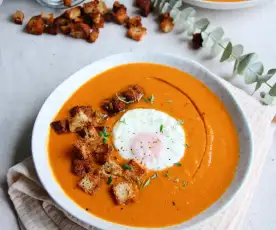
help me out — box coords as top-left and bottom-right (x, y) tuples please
(48, 63), (239, 227)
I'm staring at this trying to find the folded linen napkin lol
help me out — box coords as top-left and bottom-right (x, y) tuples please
(7, 81), (276, 230)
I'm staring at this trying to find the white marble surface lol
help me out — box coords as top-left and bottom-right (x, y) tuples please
(0, 0), (276, 229)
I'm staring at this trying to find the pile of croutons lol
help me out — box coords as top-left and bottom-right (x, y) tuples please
(12, 0), (176, 43)
(51, 84), (147, 205)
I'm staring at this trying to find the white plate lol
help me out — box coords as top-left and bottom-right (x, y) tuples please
(183, 0), (268, 10)
(32, 53), (253, 230)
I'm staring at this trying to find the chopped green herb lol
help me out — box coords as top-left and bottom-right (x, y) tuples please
(183, 181), (188, 187)
(184, 144), (189, 148)
(174, 162), (182, 167)
(164, 171), (173, 180)
(160, 124), (164, 133)
(122, 164), (132, 170)
(116, 94), (134, 104)
(167, 100), (173, 103)
(143, 178), (151, 187)
(144, 94), (155, 104)
(151, 173), (158, 179)
(119, 118), (127, 124)
(174, 178), (180, 183)
(177, 119), (184, 125)
(99, 127), (110, 144)
(107, 176), (112, 185)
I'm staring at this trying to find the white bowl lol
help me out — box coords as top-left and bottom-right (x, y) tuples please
(32, 53), (253, 230)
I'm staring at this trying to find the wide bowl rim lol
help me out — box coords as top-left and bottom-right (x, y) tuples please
(32, 52), (254, 230)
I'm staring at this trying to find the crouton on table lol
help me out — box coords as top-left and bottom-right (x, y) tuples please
(159, 13), (174, 33)
(64, 6), (82, 20)
(127, 26), (146, 41)
(112, 181), (137, 205)
(26, 15), (44, 35)
(64, 0), (72, 7)
(12, 11), (24, 25)
(78, 172), (101, 195)
(126, 16), (142, 29)
(136, 0), (151, 17)
(112, 1), (128, 25)
(83, 0), (108, 15)
(87, 28), (100, 43)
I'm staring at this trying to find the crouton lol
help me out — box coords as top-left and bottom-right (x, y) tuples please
(73, 138), (93, 160)
(83, 0), (108, 15)
(159, 13), (174, 33)
(41, 13), (54, 25)
(60, 24), (72, 34)
(124, 160), (146, 180)
(122, 84), (144, 102)
(73, 17), (85, 23)
(69, 106), (93, 132)
(112, 1), (128, 25)
(126, 16), (142, 29)
(26, 15), (44, 35)
(78, 125), (99, 140)
(72, 159), (92, 176)
(127, 26), (146, 41)
(64, 6), (82, 20)
(78, 172), (101, 195)
(92, 109), (108, 126)
(112, 181), (137, 205)
(104, 10), (113, 22)
(89, 13), (104, 28)
(51, 120), (69, 134)
(70, 22), (91, 39)
(64, 0), (72, 7)
(44, 24), (58, 35)
(101, 97), (127, 116)
(100, 160), (123, 177)
(93, 144), (112, 164)
(12, 11), (24, 25)
(87, 28), (100, 43)
(54, 16), (70, 27)
(136, 0), (151, 17)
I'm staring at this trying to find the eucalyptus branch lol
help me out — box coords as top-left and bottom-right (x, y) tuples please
(151, 0), (276, 105)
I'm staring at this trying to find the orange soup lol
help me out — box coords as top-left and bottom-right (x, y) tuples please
(48, 63), (239, 227)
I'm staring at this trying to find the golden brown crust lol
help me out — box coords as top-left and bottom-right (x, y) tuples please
(73, 138), (93, 160)
(51, 120), (69, 134)
(124, 160), (147, 180)
(100, 160), (123, 177)
(12, 11), (24, 25)
(54, 16), (70, 27)
(136, 0), (151, 17)
(63, 0), (72, 7)
(60, 24), (72, 34)
(69, 106), (93, 132)
(126, 16), (142, 29)
(159, 13), (174, 33)
(127, 25), (146, 41)
(87, 29), (100, 43)
(93, 144), (112, 164)
(78, 125), (99, 140)
(89, 13), (105, 28)
(78, 172), (101, 195)
(111, 180), (137, 205)
(112, 1), (128, 25)
(41, 13), (55, 25)
(72, 159), (92, 176)
(26, 15), (44, 35)
(64, 6), (82, 20)
(83, 0), (108, 15)
(70, 22), (91, 39)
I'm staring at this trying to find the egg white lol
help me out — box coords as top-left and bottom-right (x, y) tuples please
(112, 109), (186, 170)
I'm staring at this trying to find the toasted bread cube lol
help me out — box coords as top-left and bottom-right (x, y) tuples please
(126, 16), (142, 29)
(70, 22), (91, 39)
(127, 26), (146, 41)
(73, 138), (93, 160)
(90, 13), (104, 28)
(78, 125), (99, 140)
(83, 0), (108, 15)
(12, 11), (24, 25)
(97, 0), (108, 15)
(64, 0), (72, 7)
(26, 15), (44, 35)
(159, 13), (174, 33)
(44, 24), (58, 35)
(94, 144), (112, 164)
(87, 29), (99, 43)
(122, 84), (144, 102)
(65, 6), (82, 20)
(72, 159), (92, 176)
(112, 181), (137, 205)
(104, 11), (113, 22)
(124, 160), (146, 180)
(78, 172), (101, 195)
(41, 13), (54, 25)
(54, 16), (69, 27)
(101, 160), (123, 177)
(69, 106), (93, 132)
(60, 24), (72, 34)
(51, 120), (69, 134)
(112, 1), (128, 25)
(136, 0), (151, 17)
(92, 109), (108, 126)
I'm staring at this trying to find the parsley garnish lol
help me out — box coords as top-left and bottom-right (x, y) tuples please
(177, 119), (184, 125)
(122, 164), (132, 170)
(144, 94), (154, 104)
(151, 173), (158, 179)
(160, 124), (164, 133)
(174, 162), (182, 166)
(184, 144), (189, 148)
(116, 93), (134, 104)
(167, 100), (173, 103)
(183, 181), (188, 187)
(142, 178), (151, 187)
(174, 178), (179, 183)
(99, 127), (110, 144)
(107, 176), (112, 185)
(119, 118), (127, 124)
(164, 171), (173, 180)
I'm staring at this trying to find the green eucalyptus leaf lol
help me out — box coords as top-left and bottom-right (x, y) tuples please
(158, 0), (167, 12)
(263, 92), (276, 105)
(194, 18), (210, 31)
(232, 59), (239, 77)
(171, 0), (182, 9)
(210, 27), (224, 41)
(237, 53), (258, 75)
(268, 68), (276, 76)
(269, 83), (276, 97)
(211, 43), (222, 57)
(161, 2), (170, 13)
(187, 25), (195, 36)
(170, 8), (179, 19)
(181, 7), (196, 20)
(220, 42), (232, 62)
(232, 44), (243, 58)
(254, 81), (263, 92)
(244, 62), (264, 84)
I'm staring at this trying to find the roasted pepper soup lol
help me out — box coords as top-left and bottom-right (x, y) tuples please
(48, 63), (239, 227)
